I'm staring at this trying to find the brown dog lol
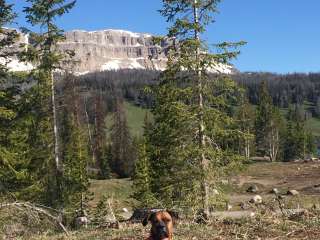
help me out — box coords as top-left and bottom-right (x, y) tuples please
(142, 210), (175, 240)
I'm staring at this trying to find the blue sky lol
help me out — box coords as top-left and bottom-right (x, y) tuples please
(8, 0), (320, 73)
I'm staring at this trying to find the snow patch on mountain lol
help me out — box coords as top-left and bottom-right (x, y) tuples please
(101, 58), (145, 71)
(6, 59), (34, 72)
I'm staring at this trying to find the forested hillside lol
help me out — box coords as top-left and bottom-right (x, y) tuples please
(75, 70), (320, 134)
(76, 70), (320, 111)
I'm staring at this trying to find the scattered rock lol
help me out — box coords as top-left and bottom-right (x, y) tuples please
(250, 195), (263, 204)
(239, 202), (250, 210)
(75, 216), (88, 229)
(271, 188), (279, 195)
(287, 190), (299, 196)
(225, 203), (233, 211)
(247, 185), (259, 193)
(250, 212), (256, 218)
(74, 210), (89, 229)
(212, 189), (219, 195)
(221, 179), (229, 185)
(288, 209), (308, 221)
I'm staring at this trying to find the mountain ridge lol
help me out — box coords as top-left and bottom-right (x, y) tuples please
(3, 28), (235, 75)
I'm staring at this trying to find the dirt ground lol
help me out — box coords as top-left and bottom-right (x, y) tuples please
(228, 161), (320, 209)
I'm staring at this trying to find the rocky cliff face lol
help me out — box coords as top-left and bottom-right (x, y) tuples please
(0, 29), (33, 72)
(58, 29), (168, 74)
(4, 29), (234, 74)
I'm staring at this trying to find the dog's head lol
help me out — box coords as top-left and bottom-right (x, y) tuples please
(142, 210), (175, 240)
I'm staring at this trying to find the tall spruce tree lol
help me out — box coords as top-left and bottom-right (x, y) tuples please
(0, 0), (17, 165)
(22, 0), (76, 206)
(0, 1), (28, 197)
(59, 73), (89, 209)
(132, 112), (154, 207)
(110, 100), (134, 177)
(255, 81), (283, 161)
(0, 0), (18, 77)
(92, 91), (110, 179)
(284, 105), (315, 161)
(144, 0), (245, 215)
(236, 96), (255, 160)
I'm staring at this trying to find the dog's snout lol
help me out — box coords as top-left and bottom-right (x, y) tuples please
(157, 221), (168, 233)
(159, 221), (166, 228)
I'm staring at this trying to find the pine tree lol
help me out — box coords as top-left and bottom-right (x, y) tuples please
(284, 106), (296, 161)
(22, 0), (76, 206)
(0, 0), (18, 77)
(236, 96), (255, 160)
(132, 138), (154, 207)
(315, 97), (320, 118)
(0, 1), (29, 196)
(59, 73), (90, 208)
(255, 81), (283, 161)
(145, 0), (245, 215)
(0, 0), (17, 124)
(62, 113), (89, 208)
(284, 105), (316, 161)
(92, 91), (110, 179)
(110, 100), (134, 177)
(132, 113), (154, 207)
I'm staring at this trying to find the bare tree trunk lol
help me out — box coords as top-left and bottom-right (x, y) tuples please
(193, 0), (209, 217)
(51, 71), (60, 171)
(51, 71), (63, 205)
(84, 96), (96, 164)
(245, 136), (250, 160)
(269, 126), (279, 162)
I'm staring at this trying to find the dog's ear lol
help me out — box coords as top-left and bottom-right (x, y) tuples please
(167, 210), (179, 223)
(142, 212), (155, 226)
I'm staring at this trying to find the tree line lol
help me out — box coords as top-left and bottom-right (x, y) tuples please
(77, 70), (320, 117)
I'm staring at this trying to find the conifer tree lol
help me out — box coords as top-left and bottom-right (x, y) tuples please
(236, 96), (255, 160)
(0, 0), (17, 166)
(62, 113), (89, 208)
(22, 0), (76, 206)
(92, 91), (110, 178)
(59, 73), (90, 208)
(0, 1), (30, 196)
(145, 0), (245, 215)
(255, 81), (283, 161)
(284, 105), (316, 161)
(0, 0), (18, 77)
(110, 100), (134, 177)
(132, 113), (154, 207)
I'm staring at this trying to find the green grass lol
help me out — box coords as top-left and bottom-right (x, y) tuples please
(109, 101), (320, 140)
(89, 178), (135, 209)
(106, 101), (151, 138)
(306, 117), (320, 137)
(124, 102), (151, 137)
(280, 103), (320, 137)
